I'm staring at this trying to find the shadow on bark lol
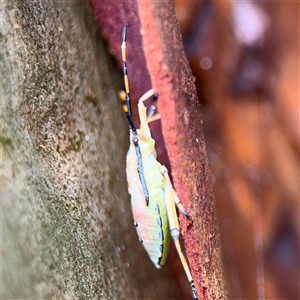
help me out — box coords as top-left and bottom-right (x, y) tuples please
(1, 1), (182, 299)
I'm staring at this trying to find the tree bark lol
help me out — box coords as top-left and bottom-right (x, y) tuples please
(137, 2), (227, 299)
(1, 1), (181, 299)
(89, 0), (228, 299)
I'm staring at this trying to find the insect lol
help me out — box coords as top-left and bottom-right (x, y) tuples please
(120, 25), (198, 300)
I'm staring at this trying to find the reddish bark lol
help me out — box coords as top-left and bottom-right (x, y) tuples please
(89, 1), (227, 299)
(137, 2), (226, 299)
(174, 1), (300, 299)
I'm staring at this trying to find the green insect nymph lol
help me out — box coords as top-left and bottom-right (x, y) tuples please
(120, 24), (198, 300)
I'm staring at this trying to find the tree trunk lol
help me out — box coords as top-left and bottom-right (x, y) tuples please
(89, 1), (228, 299)
(1, 1), (182, 299)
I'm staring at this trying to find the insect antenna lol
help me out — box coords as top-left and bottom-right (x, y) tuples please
(121, 24), (137, 134)
(121, 24), (150, 206)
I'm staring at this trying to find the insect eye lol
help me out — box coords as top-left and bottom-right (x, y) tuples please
(133, 137), (139, 145)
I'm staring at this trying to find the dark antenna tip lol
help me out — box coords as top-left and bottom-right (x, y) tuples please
(122, 24), (128, 42)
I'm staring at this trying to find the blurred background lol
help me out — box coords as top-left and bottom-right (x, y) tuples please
(173, 1), (299, 299)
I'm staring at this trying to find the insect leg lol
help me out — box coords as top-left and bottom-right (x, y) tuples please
(162, 167), (191, 218)
(138, 89), (155, 124)
(139, 88), (156, 104)
(147, 113), (161, 124)
(162, 167), (198, 300)
(138, 90), (159, 137)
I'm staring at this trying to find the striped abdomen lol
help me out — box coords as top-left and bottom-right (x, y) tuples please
(126, 145), (170, 267)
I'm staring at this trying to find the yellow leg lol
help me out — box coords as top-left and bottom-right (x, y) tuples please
(120, 87), (159, 137)
(138, 88), (155, 104)
(163, 169), (191, 218)
(147, 113), (161, 124)
(119, 90), (126, 101)
(138, 89), (155, 125)
(138, 89), (158, 137)
(119, 91), (130, 115)
(161, 167), (198, 300)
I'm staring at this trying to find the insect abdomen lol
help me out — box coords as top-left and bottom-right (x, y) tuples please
(126, 149), (170, 267)
(131, 188), (170, 267)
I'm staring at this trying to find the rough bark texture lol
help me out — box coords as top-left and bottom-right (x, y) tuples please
(89, 1), (227, 299)
(137, 2), (227, 299)
(1, 1), (182, 299)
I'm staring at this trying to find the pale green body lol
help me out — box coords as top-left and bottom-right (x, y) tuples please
(126, 128), (170, 267)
